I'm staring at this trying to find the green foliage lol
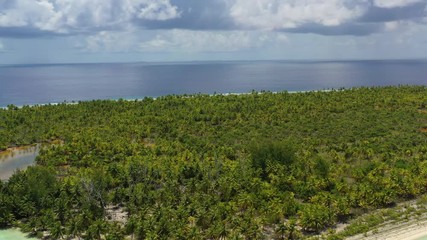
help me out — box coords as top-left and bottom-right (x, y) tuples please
(249, 140), (296, 180)
(5, 166), (58, 218)
(0, 86), (426, 238)
(299, 204), (335, 232)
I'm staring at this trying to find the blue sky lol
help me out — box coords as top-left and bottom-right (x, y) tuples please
(0, 0), (427, 64)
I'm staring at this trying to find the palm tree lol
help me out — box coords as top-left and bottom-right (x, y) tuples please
(49, 221), (64, 240)
(87, 219), (106, 240)
(125, 215), (138, 240)
(66, 217), (82, 240)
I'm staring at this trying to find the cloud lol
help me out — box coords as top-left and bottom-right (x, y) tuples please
(284, 22), (382, 36)
(139, 30), (255, 52)
(228, 0), (427, 35)
(0, 40), (4, 51)
(139, 0), (236, 30)
(373, 0), (424, 8)
(0, 0), (58, 30)
(136, 0), (180, 20)
(81, 29), (288, 53)
(360, 2), (426, 22)
(0, 0), (427, 38)
(383, 20), (427, 43)
(139, 30), (288, 52)
(79, 31), (138, 52)
(0, 0), (180, 35)
(229, 0), (370, 30)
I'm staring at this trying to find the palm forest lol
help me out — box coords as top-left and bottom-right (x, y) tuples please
(0, 86), (426, 239)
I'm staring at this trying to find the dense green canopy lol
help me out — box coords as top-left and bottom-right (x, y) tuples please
(0, 86), (426, 239)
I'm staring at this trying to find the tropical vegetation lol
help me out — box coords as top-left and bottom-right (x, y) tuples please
(0, 86), (426, 239)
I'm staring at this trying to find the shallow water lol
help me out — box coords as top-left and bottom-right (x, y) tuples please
(0, 146), (38, 181)
(0, 229), (35, 240)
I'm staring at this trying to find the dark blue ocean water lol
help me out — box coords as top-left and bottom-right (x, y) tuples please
(0, 60), (426, 107)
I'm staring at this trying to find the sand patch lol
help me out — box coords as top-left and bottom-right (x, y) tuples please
(346, 219), (427, 240)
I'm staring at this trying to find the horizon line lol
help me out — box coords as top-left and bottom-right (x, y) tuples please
(1, 58), (427, 67)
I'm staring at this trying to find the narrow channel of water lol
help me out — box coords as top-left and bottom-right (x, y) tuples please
(0, 145), (39, 181)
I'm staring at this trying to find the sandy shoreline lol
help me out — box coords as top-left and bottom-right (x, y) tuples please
(0, 89), (334, 109)
(0, 145), (38, 157)
(347, 218), (427, 240)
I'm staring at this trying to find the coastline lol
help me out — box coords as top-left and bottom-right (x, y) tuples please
(0, 89), (333, 109)
(339, 197), (427, 240)
(347, 219), (427, 240)
(0, 144), (38, 156)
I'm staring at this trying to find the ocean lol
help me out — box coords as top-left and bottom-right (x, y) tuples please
(0, 60), (426, 107)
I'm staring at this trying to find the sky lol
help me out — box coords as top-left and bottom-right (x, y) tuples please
(0, 0), (427, 64)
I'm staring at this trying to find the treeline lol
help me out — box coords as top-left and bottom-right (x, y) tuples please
(0, 86), (427, 239)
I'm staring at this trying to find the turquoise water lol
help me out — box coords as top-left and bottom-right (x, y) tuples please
(416, 236), (427, 240)
(0, 229), (35, 240)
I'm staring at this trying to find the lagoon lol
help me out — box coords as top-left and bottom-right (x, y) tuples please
(0, 146), (39, 181)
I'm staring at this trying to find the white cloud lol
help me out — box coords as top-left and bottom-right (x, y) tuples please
(0, 0), (56, 29)
(137, 0), (180, 20)
(229, 0), (370, 30)
(385, 21), (427, 44)
(1, 0), (426, 39)
(139, 30), (288, 52)
(384, 21), (400, 31)
(80, 31), (138, 52)
(79, 29), (288, 53)
(383, 20), (420, 33)
(373, 0), (424, 8)
(0, 0), (180, 34)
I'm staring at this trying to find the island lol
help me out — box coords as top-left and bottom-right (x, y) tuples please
(1, 86), (426, 239)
